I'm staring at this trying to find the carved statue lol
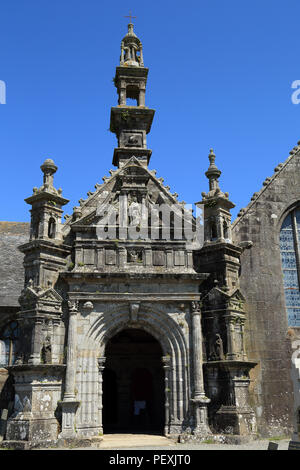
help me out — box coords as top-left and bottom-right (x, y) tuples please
(41, 336), (52, 364)
(23, 396), (32, 413)
(208, 333), (225, 361)
(129, 196), (141, 226)
(215, 334), (225, 360)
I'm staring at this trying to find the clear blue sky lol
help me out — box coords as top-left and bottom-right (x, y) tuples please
(1, 0), (300, 222)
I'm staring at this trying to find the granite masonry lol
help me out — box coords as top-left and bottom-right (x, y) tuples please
(0, 24), (299, 448)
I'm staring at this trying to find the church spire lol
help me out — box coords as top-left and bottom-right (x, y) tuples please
(199, 149), (235, 245)
(120, 22), (144, 67)
(110, 24), (154, 168)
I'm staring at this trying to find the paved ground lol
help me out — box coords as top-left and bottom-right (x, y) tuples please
(70, 433), (291, 450)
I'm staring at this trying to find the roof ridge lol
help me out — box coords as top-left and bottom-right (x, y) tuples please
(232, 142), (300, 228)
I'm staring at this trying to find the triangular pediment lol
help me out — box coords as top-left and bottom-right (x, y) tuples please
(37, 287), (63, 303)
(204, 287), (245, 308)
(19, 285), (63, 309)
(67, 157), (189, 230)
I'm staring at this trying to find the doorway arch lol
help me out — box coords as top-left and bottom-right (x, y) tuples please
(102, 328), (165, 434)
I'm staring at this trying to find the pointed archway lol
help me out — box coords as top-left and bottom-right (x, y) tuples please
(103, 328), (165, 434)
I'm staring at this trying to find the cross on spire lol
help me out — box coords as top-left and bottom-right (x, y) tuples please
(124, 11), (136, 24)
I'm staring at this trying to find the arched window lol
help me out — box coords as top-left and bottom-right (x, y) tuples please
(0, 321), (19, 367)
(279, 208), (300, 327)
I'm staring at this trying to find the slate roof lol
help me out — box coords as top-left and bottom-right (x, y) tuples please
(0, 222), (30, 307)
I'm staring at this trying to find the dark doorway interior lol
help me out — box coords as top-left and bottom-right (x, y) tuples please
(103, 328), (165, 434)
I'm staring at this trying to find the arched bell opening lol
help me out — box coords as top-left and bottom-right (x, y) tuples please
(102, 328), (165, 434)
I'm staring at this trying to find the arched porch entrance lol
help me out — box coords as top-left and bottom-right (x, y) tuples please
(103, 328), (165, 434)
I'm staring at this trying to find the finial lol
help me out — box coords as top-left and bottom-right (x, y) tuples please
(208, 148), (216, 166)
(205, 148), (221, 191)
(124, 11), (137, 26)
(120, 15), (143, 67)
(40, 158), (57, 188)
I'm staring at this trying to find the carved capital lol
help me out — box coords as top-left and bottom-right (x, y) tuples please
(191, 300), (202, 315)
(162, 355), (171, 369)
(97, 357), (106, 372)
(68, 300), (79, 315)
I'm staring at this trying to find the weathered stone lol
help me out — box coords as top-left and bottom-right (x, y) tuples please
(0, 22), (297, 449)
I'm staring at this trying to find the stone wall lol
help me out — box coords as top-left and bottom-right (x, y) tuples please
(0, 222), (29, 310)
(232, 146), (300, 436)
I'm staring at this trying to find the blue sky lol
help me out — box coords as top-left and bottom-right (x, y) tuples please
(1, 0), (300, 222)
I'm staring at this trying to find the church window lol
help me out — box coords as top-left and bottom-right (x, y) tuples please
(0, 321), (19, 366)
(280, 209), (300, 327)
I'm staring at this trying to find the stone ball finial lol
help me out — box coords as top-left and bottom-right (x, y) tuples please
(40, 158), (57, 175)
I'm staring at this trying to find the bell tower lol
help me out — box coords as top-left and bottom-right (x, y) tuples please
(110, 22), (155, 168)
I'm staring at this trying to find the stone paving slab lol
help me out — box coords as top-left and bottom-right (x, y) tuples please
(54, 434), (291, 451)
(99, 434), (175, 449)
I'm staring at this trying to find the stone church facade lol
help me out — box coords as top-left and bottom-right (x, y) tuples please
(0, 24), (299, 447)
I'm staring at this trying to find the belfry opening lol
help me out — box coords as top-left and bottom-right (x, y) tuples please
(103, 328), (165, 434)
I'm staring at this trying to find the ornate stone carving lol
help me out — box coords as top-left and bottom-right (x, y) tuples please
(68, 300), (79, 314)
(41, 336), (52, 364)
(129, 303), (140, 322)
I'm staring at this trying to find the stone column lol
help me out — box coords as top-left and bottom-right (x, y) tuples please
(119, 87), (126, 106)
(118, 247), (127, 269)
(120, 41), (124, 65)
(59, 300), (80, 439)
(144, 248), (152, 267)
(139, 45), (144, 66)
(28, 318), (43, 365)
(190, 301), (211, 435)
(225, 316), (235, 360)
(162, 356), (171, 436)
(166, 249), (173, 269)
(97, 357), (106, 434)
(139, 87), (145, 107)
(186, 250), (193, 268)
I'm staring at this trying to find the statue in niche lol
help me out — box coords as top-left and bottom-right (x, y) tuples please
(128, 195), (142, 226)
(209, 333), (225, 361)
(41, 336), (52, 364)
(214, 334), (225, 360)
(23, 396), (32, 413)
